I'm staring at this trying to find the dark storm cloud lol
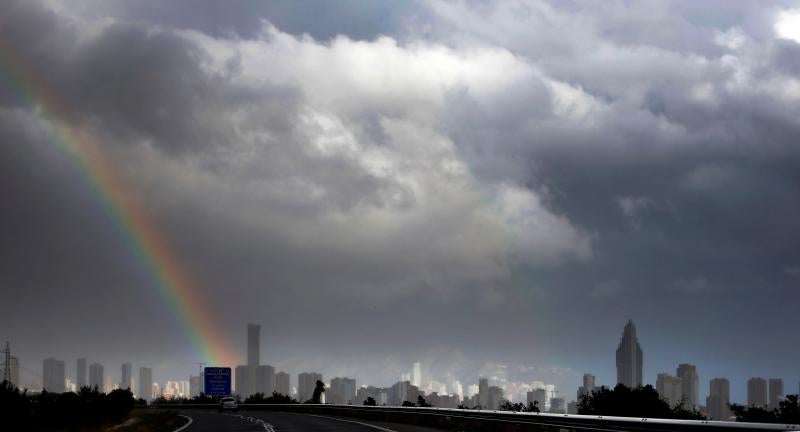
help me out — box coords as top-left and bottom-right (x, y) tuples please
(1, 2), (305, 155)
(428, 0), (800, 398)
(2, 0), (799, 402)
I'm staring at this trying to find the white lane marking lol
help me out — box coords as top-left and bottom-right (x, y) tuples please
(227, 413), (276, 431)
(172, 415), (193, 432)
(280, 413), (397, 432)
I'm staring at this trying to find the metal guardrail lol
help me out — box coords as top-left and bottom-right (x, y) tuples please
(152, 403), (800, 432)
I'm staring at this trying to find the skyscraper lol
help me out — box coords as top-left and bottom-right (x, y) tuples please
(676, 364), (699, 410)
(247, 323), (260, 367)
(236, 323), (261, 398)
(487, 385), (503, 410)
(549, 397), (565, 413)
(390, 380), (418, 406)
(275, 371), (290, 396)
(411, 362), (422, 388)
(121, 363), (132, 390)
(190, 375), (201, 397)
(256, 365), (276, 395)
(298, 372), (322, 403)
(76, 358), (87, 389)
(235, 365), (253, 398)
(567, 401), (578, 414)
(656, 373), (683, 407)
(139, 367), (153, 401)
(89, 363), (104, 391)
(545, 384), (556, 410)
(768, 379), (784, 411)
(43, 358), (66, 393)
(478, 377), (489, 408)
(330, 377), (357, 404)
(446, 376), (463, 398)
(747, 377), (768, 408)
(706, 378), (731, 421)
(6, 356), (19, 387)
(616, 320), (643, 388)
(527, 388), (546, 410)
(577, 373), (595, 399)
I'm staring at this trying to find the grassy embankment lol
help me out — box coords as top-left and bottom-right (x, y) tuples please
(105, 410), (187, 432)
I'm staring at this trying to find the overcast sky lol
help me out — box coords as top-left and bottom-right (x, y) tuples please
(2, 0), (800, 403)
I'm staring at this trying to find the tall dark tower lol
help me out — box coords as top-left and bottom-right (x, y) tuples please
(2, 342), (10, 383)
(247, 324), (260, 367)
(616, 320), (643, 388)
(77, 358), (87, 388)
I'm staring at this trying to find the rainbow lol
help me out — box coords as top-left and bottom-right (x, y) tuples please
(0, 38), (236, 367)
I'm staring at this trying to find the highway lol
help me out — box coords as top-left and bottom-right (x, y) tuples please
(180, 410), (446, 432)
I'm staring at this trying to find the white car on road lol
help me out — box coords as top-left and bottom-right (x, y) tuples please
(218, 396), (238, 412)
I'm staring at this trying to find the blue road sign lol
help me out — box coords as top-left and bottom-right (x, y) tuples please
(204, 367), (231, 396)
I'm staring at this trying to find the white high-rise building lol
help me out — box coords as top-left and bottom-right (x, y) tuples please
(747, 377), (768, 408)
(411, 362), (422, 388)
(190, 375), (201, 397)
(139, 367), (153, 401)
(549, 397), (565, 413)
(235, 365), (253, 398)
(706, 378), (731, 421)
(616, 320), (643, 388)
(769, 379), (784, 411)
(567, 401), (578, 414)
(676, 364), (699, 410)
(545, 384), (556, 410)
(656, 373), (683, 407)
(389, 380), (418, 406)
(43, 358), (66, 393)
(275, 371), (290, 396)
(330, 377), (357, 404)
(425, 379), (447, 395)
(89, 363), (104, 391)
(65, 378), (76, 393)
(76, 358), (87, 389)
(256, 365), (276, 395)
(163, 380), (190, 398)
(487, 385), (503, 410)
(121, 363), (132, 390)
(298, 372), (322, 403)
(527, 388), (546, 410)
(446, 376), (463, 398)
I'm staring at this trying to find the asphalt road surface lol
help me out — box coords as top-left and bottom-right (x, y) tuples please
(180, 410), (447, 432)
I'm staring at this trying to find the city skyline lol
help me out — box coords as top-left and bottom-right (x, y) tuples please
(5, 319), (798, 410)
(2, 0), (800, 416)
